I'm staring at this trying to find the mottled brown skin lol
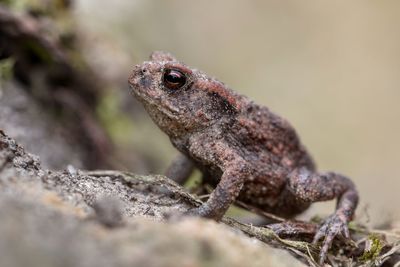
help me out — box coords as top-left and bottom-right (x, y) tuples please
(128, 51), (359, 264)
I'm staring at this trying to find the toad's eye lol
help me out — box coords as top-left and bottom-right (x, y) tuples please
(162, 69), (187, 90)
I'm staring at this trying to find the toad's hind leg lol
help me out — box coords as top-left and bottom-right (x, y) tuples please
(287, 168), (359, 265)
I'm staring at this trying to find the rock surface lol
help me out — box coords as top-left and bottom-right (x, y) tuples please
(0, 131), (300, 267)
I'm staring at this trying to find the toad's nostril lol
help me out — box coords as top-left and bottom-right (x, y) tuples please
(140, 68), (148, 75)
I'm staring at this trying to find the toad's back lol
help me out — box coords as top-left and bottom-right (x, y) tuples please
(205, 100), (315, 210)
(231, 101), (315, 172)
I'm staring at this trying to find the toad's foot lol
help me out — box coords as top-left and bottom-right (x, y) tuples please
(313, 213), (350, 265)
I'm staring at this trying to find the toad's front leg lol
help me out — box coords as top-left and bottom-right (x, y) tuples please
(287, 168), (359, 265)
(185, 139), (248, 221)
(189, 162), (247, 220)
(165, 153), (195, 184)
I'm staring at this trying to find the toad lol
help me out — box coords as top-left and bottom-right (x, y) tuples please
(128, 51), (359, 264)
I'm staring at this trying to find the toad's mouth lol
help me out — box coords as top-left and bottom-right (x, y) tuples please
(129, 85), (180, 121)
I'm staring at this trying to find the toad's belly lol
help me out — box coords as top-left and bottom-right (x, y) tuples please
(237, 178), (311, 218)
(238, 178), (285, 207)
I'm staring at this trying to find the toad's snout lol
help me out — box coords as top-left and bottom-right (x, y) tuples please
(128, 64), (143, 86)
(128, 64), (154, 96)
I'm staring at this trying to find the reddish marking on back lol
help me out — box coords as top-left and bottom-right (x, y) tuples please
(196, 79), (241, 110)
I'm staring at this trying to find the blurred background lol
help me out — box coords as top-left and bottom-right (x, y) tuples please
(2, 0), (400, 226)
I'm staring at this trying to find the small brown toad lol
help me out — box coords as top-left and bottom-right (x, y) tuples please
(128, 51), (359, 264)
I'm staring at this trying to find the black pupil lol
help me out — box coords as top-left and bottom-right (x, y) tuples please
(163, 69), (186, 89)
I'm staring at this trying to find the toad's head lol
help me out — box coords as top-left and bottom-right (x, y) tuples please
(129, 51), (240, 139)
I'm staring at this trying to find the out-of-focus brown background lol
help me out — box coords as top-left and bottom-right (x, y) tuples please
(74, 0), (400, 224)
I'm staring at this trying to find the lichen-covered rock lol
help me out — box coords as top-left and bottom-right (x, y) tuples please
(0, 3), (113, 170)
